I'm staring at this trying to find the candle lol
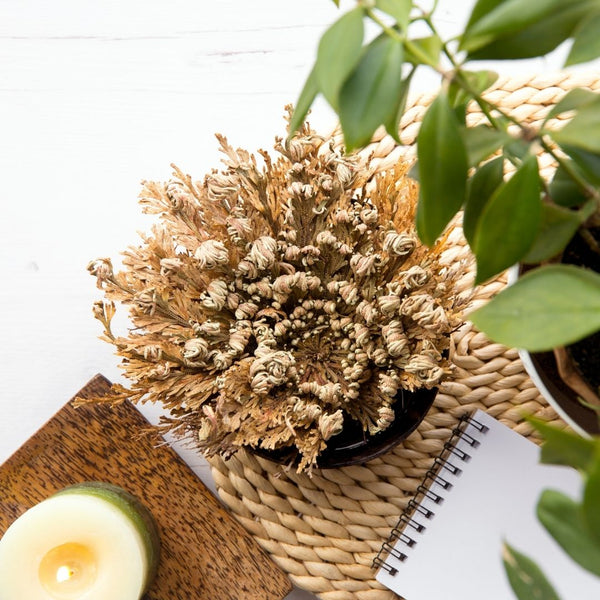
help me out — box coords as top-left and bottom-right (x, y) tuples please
(0, 482), (160, 600)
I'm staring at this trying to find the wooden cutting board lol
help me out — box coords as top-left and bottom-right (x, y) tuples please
(0, 374), (292, 600)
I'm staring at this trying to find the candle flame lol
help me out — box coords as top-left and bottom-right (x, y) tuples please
(56, 565), (73, 583)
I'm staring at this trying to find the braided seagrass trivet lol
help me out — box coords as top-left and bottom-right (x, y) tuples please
(208, 72), (600, 600)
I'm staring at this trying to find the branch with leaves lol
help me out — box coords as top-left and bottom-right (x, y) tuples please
(503, 422), (600, 599)
(292, 0), (600, 352)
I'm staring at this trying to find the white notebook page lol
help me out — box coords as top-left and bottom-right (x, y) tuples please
(376, 409), (600, 599)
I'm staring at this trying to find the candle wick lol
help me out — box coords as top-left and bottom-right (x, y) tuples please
(56, 565), (74, 583)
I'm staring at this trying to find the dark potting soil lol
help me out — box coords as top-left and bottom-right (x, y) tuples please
(563, 227), (600, 391)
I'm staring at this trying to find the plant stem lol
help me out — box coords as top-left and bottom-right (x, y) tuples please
(539, 137), (600, 201)
(366, 8), (443, 71)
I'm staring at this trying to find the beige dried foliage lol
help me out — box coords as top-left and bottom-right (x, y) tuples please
(87, 113), (468, 472)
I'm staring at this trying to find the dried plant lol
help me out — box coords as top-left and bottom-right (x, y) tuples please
(87, 113), (467, 471)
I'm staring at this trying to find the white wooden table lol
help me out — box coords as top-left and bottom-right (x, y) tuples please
(0, 1), (563, 597)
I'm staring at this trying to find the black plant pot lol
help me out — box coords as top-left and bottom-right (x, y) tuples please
(252, 386), (437, 469)
(513, 227), (600, 436)
(520, 349), (600, 436)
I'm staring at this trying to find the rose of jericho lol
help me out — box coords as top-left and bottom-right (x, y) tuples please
(88, 116), (466, 472)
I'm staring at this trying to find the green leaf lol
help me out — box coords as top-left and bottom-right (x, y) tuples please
(339, 34), (405, 151)
(463, 2), (594, 60)
(567, 10), (600, 66)
(522, 203), (584, 263)
(502, 543), (562, 600)
(375, 0), (411, 31)
(404, 35), (443, 67)
(528, 417), (596, 471)
(561, 144), (600, 186)
(538, 489), (600, 576)
(473, 155), (541, 283)
(461, 0), (578, 53)
(553, 103), (600, 154)
(469, 264), (600, 351)
(583, 458), (600, 543)
(448, 70), (499, 109)
(465, 0), (506, 33)
(330, 0), (340, 6)
(549, 161), (590, 208)
(289, 67), (319, 137)
(462, 125), (510, 167)
(503, 138), (532, 161)
(316, 7), (365, 110)
(415, 92), (469, 246)
(463, 157), (504, 246)
(384, 69), (414, 143)
(544, 88), (600, 124)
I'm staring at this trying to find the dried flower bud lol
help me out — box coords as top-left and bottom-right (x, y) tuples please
(236, 258), (259, 279)
(376, 405), (395, 430)
(318, 410), (344, 441)
(183, 337), (209, 361)
(247, 236), (278, 271)
(159, 257), (183, 275)
(370, 348), (389, 366)
(402, 266), (429, 289)
(354, 324), (371, 346)
(228, 327), (251, 354)
(401, 294), (448, 332)
(226, 215), (252, 243)
(249, 350), (296, 394)
(87, 258), (114, 288)
(143, 345), (163, 361)
(377, 294), (401, 315)
(287, 181), (304, 198)
(134, 289), (157, 314)
(350, 254), (377, 277)
(150, 363), (171, 380)
(333, 209), (350, 224)
(318, 174), (334, 191)
(201, 278), (229, 311)
(212, 351), (233, 371)
(324, 300), (337, 315)
(292, 398), (322, 421)
(316, 230), (337, 246)
(336, 163), (355, 188)
(360, 207), (378, 224)
(235, 302), (259, 320)
(196, 321), (221, 336)
(356, 300), (378, 325)
(382, 320), (409, 358)
(195, 240), (229, 269)
(339, 282), (358, 304)
(378, 373), (399, 397)
(226, 292), (241, 310)
(286, 139), (310, 162)
(383, 231), (416, 256)
(405, 354), (444, 386)
(273, 321), (288, 337)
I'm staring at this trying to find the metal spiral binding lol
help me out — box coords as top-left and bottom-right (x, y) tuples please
(372, 412), (489, 576)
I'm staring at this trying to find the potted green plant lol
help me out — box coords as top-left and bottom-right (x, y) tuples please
(288, 0), (600, 594)
(290, 0), (600, 432)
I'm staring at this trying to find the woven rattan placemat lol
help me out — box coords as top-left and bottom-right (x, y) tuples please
(208, 72), (600, 600)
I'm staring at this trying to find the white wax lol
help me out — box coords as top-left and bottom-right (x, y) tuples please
(0, 493), (148, 600)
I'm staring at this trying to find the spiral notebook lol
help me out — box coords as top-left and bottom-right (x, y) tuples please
(374, 409), (600, 599)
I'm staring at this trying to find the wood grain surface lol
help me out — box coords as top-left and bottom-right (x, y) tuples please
(0, 374), (292, 600)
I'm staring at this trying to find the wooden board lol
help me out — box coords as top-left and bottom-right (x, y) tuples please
(0, 374), (292, 600)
